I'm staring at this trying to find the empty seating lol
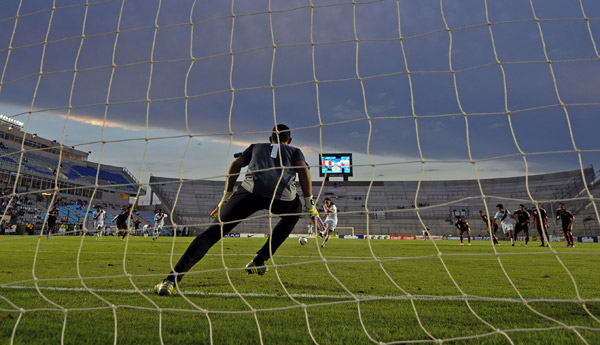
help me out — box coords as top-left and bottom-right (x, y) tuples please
(150, 167), (598, 237)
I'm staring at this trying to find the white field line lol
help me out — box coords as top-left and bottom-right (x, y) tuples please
(2, 284), (600, 304)
(11, 249), (400, 260)
(12, 249), (600, 260)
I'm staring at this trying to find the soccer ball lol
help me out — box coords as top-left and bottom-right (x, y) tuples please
(299, 236), (307, 245)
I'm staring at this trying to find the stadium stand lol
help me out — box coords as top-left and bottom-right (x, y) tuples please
(0, 136), (140, 192)
(149, 167), (599, 238)
(0, 126), (144, 234)
(67, 164), (137, 190)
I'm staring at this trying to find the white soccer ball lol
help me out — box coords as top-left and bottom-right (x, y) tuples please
(299, 236), (307, 245)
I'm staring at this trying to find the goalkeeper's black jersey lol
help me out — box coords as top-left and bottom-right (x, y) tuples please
(240, 143), (305, 201)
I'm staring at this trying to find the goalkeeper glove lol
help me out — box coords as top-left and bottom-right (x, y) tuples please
(304, 196), (318, 218)
(210, 191), (233, 219)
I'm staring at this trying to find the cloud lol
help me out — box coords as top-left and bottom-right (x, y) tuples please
(0, 0), (598, 179)
(58, 113), (147, 131)
(332, 99), (364, 120)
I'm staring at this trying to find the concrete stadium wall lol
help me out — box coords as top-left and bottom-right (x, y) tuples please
(149, 167), (600, 237)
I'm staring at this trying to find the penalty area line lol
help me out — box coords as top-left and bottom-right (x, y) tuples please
(2, 285), (599, 304)
(11, 249), (405, 260)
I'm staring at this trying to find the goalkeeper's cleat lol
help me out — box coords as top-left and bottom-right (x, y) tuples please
(245, 261), (268, 275)
(459, 242), (464, 246)
(154, 280), (174, 296)
(468, 243), (471, 246)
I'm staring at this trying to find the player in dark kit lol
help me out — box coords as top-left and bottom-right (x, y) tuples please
(479, 210), (499, 245)
(133, 217), (142, 236)
(455, 216), (471, 246)
(113, 206), (131, 241)
(46, 202), (59, 239)
(155, 124), (316, 296)
(513, 204), (531, 246)
(555, 202), (575, 248)
(531, 206), (549, 247)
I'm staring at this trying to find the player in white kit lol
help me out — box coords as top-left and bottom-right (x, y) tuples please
(143, 221), (152, 238)
(320, 198), (337, 248)
(494, 203), (515, 246)
(93, 205), (106, 240)
(306, 223), (313, 235)
(153, 209), (168, 241)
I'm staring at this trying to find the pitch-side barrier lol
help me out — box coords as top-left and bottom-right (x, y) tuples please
(221, 233), (599, 243)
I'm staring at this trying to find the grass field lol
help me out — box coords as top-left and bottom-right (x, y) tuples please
(1, 235), (599, 344)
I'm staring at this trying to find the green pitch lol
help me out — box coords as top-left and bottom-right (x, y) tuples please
(0, 235), (599, 344)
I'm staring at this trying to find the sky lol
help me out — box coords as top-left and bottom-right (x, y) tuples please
(0, 0), (599, 203)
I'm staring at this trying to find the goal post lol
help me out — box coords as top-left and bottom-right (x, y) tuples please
(334, 226), (355, 237)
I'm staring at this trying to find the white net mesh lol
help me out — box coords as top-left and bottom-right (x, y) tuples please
(1, 0), (599, 344)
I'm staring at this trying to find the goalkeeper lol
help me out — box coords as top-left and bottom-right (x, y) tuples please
(155, 124), (316, 296)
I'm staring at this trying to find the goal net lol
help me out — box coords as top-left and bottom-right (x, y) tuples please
(1, 0), (599, 344)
